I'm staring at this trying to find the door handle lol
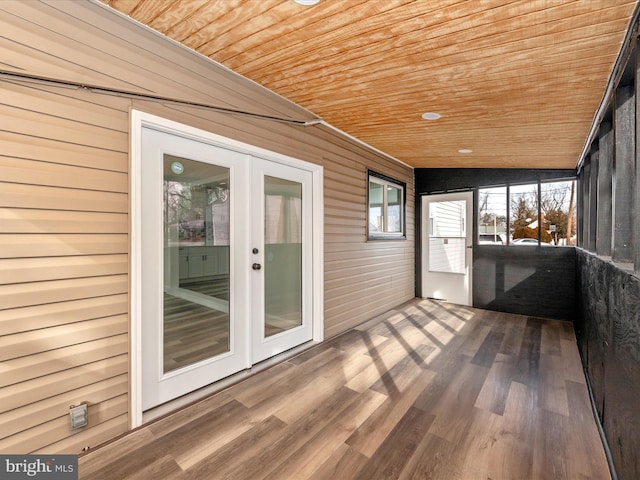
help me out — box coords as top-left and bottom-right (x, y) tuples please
(252, 263), (262, 271)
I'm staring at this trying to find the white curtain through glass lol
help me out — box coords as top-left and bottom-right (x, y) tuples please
(264, 176), (303, 337)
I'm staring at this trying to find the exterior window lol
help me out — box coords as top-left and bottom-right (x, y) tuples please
(478, 186), (507, 244)
(368, 171), (405, 239)
(478, 180), (576, 246)
(510, 183), (540, 243)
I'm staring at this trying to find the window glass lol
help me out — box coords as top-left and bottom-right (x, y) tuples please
(478, 186), (507, 244)
(510, 183), (542, 244)
(368, 172), (405, 239)
(386, 184), (402, 233)
(540, 180), (577, 246)
(478, 179), (577, 247)
(368, 181), (384, 233)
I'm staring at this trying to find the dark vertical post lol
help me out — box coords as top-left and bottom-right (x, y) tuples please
(613, 85), (635, 264)
(506, 185), (511, 243)
(588, 142), (599, 252)
(597, 122), (613, 257)
(635, 46), (640, 273)
(537, 181), (542, 244)
(581, 158), (591, 249)
(577, 164), (584, 247)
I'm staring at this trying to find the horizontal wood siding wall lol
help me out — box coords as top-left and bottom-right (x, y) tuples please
(0, 0), (414, 453)
(0, 79), (131, 454)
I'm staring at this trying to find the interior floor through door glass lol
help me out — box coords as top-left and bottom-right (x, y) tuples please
(163, 154), (231, 372)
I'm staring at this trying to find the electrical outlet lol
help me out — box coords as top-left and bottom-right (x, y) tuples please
(69, 403), (88, 430)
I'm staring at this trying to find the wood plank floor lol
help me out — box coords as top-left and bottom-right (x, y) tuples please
(79, 299), (610, 479)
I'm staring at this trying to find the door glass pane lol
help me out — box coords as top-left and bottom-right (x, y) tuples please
(429, 200), (466, 274)
(163, 155), (230, 373)
(264, 176), (302, 337)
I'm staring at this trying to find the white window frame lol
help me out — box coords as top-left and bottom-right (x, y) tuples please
(368, 171), (406, 240)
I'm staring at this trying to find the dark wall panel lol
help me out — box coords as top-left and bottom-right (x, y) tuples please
(575, 249), (640, 480)
(576, 250), (610, 419)
(415, 168), (576, 194)
(473, 245), (575, 320)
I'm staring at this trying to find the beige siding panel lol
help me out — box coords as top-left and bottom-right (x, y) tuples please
(0, 294), (128, 336)
(325, 287), (413, 339)
(0, 275), (128, 310)
(0, 39), (95, 86)
(325, 245), (409, 262)
(325, 179), (366, 199)
(1, 395), (128, 454)
(0, 374), (127, 439)
(325, 262), (412, 283)
(325, 277), (388, 308)
(324, 207), (364, 221)
(324, 216), (366, 228)
(325, 265), (414, 302)
(34, 414), (129, 455)
(0, 209), (127, 234)
(1, 355), (128, 413)
(324, 225), (368, 239)
(1, 104), (128, 152)
(0, 157), (128, 193)
(0, 132), (128, 172)
(324, 160), (366, 181)
(154, 103), (325, 166)
(0, 39), (140, 95)
(1, 334), (128, 387)
(0, 234), (128, 258)
(324, 233), (370, 244)
(325, 252), (410, 272)
(0, 315), (127, 362)
(324, 188), (365, 208)
(326, 241), (412, 253)
(0, 10), (210, 104)
(1, 80), (129, 132)
(324, 196), (366, 215)
(0, 183), (128, 212)
(0, 255), (128, 285)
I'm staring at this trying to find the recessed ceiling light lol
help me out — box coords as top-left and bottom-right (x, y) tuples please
(421, 112), (441, 120)
(293, 0), (319, 5)
(458, 149), (473, 154)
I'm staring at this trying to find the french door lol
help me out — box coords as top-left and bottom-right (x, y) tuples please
(140, 125), (314, 410)
(421, 192), (473, 306)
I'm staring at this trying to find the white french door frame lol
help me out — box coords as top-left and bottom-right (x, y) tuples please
(130, 110), (324, 427)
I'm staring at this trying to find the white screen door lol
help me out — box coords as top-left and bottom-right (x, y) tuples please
(140, 126), (314, 410)
(421, 192), (473, 306)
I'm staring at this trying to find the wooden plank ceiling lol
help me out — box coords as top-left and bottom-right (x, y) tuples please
(101, 0), (637, 169)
